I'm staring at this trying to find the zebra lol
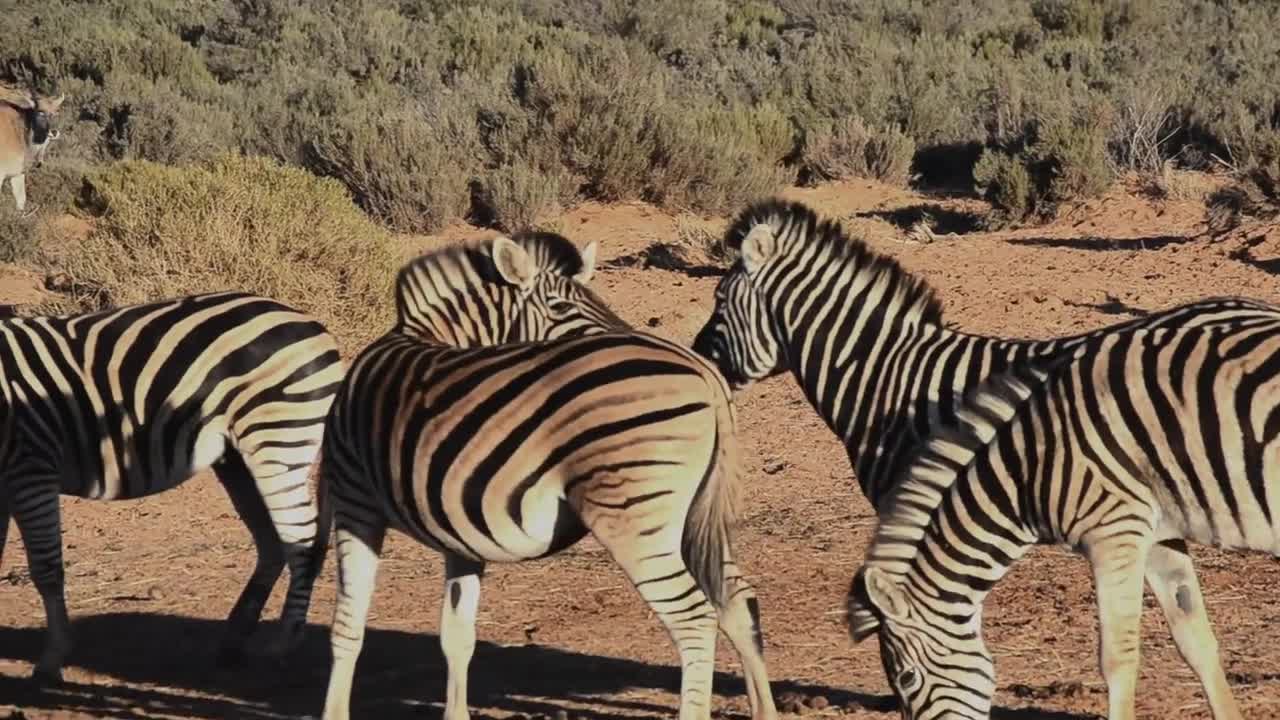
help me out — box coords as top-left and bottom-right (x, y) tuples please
(319, 231), (776, 720)
(0, 290), (343, 684)
(845, 313), (1280, 720)
(689, 198), (1280, 716)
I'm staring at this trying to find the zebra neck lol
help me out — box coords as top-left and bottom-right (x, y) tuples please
(891, 493), (1037, 616)
(778, 306), (1029, 502)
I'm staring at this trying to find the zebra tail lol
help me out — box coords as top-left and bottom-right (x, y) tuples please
(681, 391), (742, 610)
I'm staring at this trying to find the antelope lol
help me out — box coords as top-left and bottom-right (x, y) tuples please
(1, 85), (65, 215)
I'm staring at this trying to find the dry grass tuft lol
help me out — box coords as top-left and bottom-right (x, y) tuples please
(48, 154), (399, 349)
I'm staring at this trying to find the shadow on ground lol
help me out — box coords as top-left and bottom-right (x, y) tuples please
(1006, 235), (1193, 251)
(0, 613), (1100, 719)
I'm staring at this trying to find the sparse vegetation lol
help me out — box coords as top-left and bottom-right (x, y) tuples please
(51, 154), (399, 348)
(2, 0), (1278, 241)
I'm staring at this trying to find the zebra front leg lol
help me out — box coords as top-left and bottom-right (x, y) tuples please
(1145, 539), (1243, 720)
(322, 518), (387, 720)
(440, 554), (485, 720)
(718, 555), (777, 720)
(1087, 534), (1152, 720)
(10, 480), (72, 685)
(213, 454), (288, 667)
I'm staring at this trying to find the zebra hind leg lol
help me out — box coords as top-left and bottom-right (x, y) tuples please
(1, 484), (9, 568)
(586, 514), (720, 720)
(717, 555), (777, 720)
(1086, 533), (1153, 720)
(212, 452), (288, 667)
(322, 515), (387, 720)
(10, 480), (72, 685)
(1144, 539), (1243, 720)
(440, 554), (485, 720)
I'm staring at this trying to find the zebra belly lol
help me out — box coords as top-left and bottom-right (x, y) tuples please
(53, 422), (228, 501)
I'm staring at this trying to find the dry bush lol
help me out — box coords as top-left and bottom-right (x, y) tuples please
(801, 117), (916, 186)
(1141, 161), (1217, 203)
(0, 208), (41, 264)
(674, 217), (734, 265)
(1110, 89), (1177, 176)
(57, 154), (398, 348)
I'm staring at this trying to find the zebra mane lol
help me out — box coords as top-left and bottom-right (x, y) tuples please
(726, 198), (945, 325)
(846, 354), (1072, 641)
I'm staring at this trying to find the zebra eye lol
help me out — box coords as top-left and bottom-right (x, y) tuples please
(897, 668), (921, 692)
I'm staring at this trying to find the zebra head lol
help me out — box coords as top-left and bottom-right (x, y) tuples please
(395, 230), (626, 347)
(848, 566), (995, 720)
(691, 211), (789, 389)
(493, 231), (629, 341)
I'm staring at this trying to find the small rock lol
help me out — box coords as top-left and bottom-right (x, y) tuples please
(809, 695), (829, 710)
(647, 317), (661, 327)
(762, 460), (788, 475)
(147, 585), (164, 601)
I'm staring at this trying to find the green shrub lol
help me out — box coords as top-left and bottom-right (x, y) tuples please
(4, 0), (1280, 230)
(974, 99), (1115, 219)
(304, 98), (478, 234)
(652, 102), (795, 212)
(59, 154), (398, 348)
(801, 117), (916, 186)
(1033, 100), (1115, 203)
(478, 160), (568, 232)
(974, 149), (1035, 219)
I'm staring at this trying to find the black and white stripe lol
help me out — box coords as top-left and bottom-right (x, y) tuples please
(849, 312), (1280, 720)
(319, 233), (776, 720)
(692, 199), (1280, 504)
(0, 290), (343, 683)
(690, 198), (1278, 718)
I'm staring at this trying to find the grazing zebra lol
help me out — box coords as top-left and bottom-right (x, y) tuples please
(690, 198), (1280, 715)
(320, 232), (775, 720)
(0, 291), (343, 684)
(846, 314), (1280, 720)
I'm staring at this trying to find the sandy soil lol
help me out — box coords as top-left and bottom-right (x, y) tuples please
(3, 176), (1280, 720)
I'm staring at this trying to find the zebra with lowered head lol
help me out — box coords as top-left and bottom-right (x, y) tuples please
(0, 290), (343, 683)
(319, 231), (776, 720)
(847, 312), (1280, 720)
(690, 198), (1280, 717)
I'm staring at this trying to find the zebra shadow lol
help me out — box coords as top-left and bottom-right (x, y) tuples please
(0, 612), (909, 720)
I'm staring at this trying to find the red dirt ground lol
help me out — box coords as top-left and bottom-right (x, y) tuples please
(3, 176), (1280, 720)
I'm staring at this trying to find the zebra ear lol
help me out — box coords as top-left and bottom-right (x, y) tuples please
(492, 235), (538, 289)
(574, 241), (598, 284)
(862, 565), (911, 624)
(739, 223), (776, 273)
(846, 568), (881, 642)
